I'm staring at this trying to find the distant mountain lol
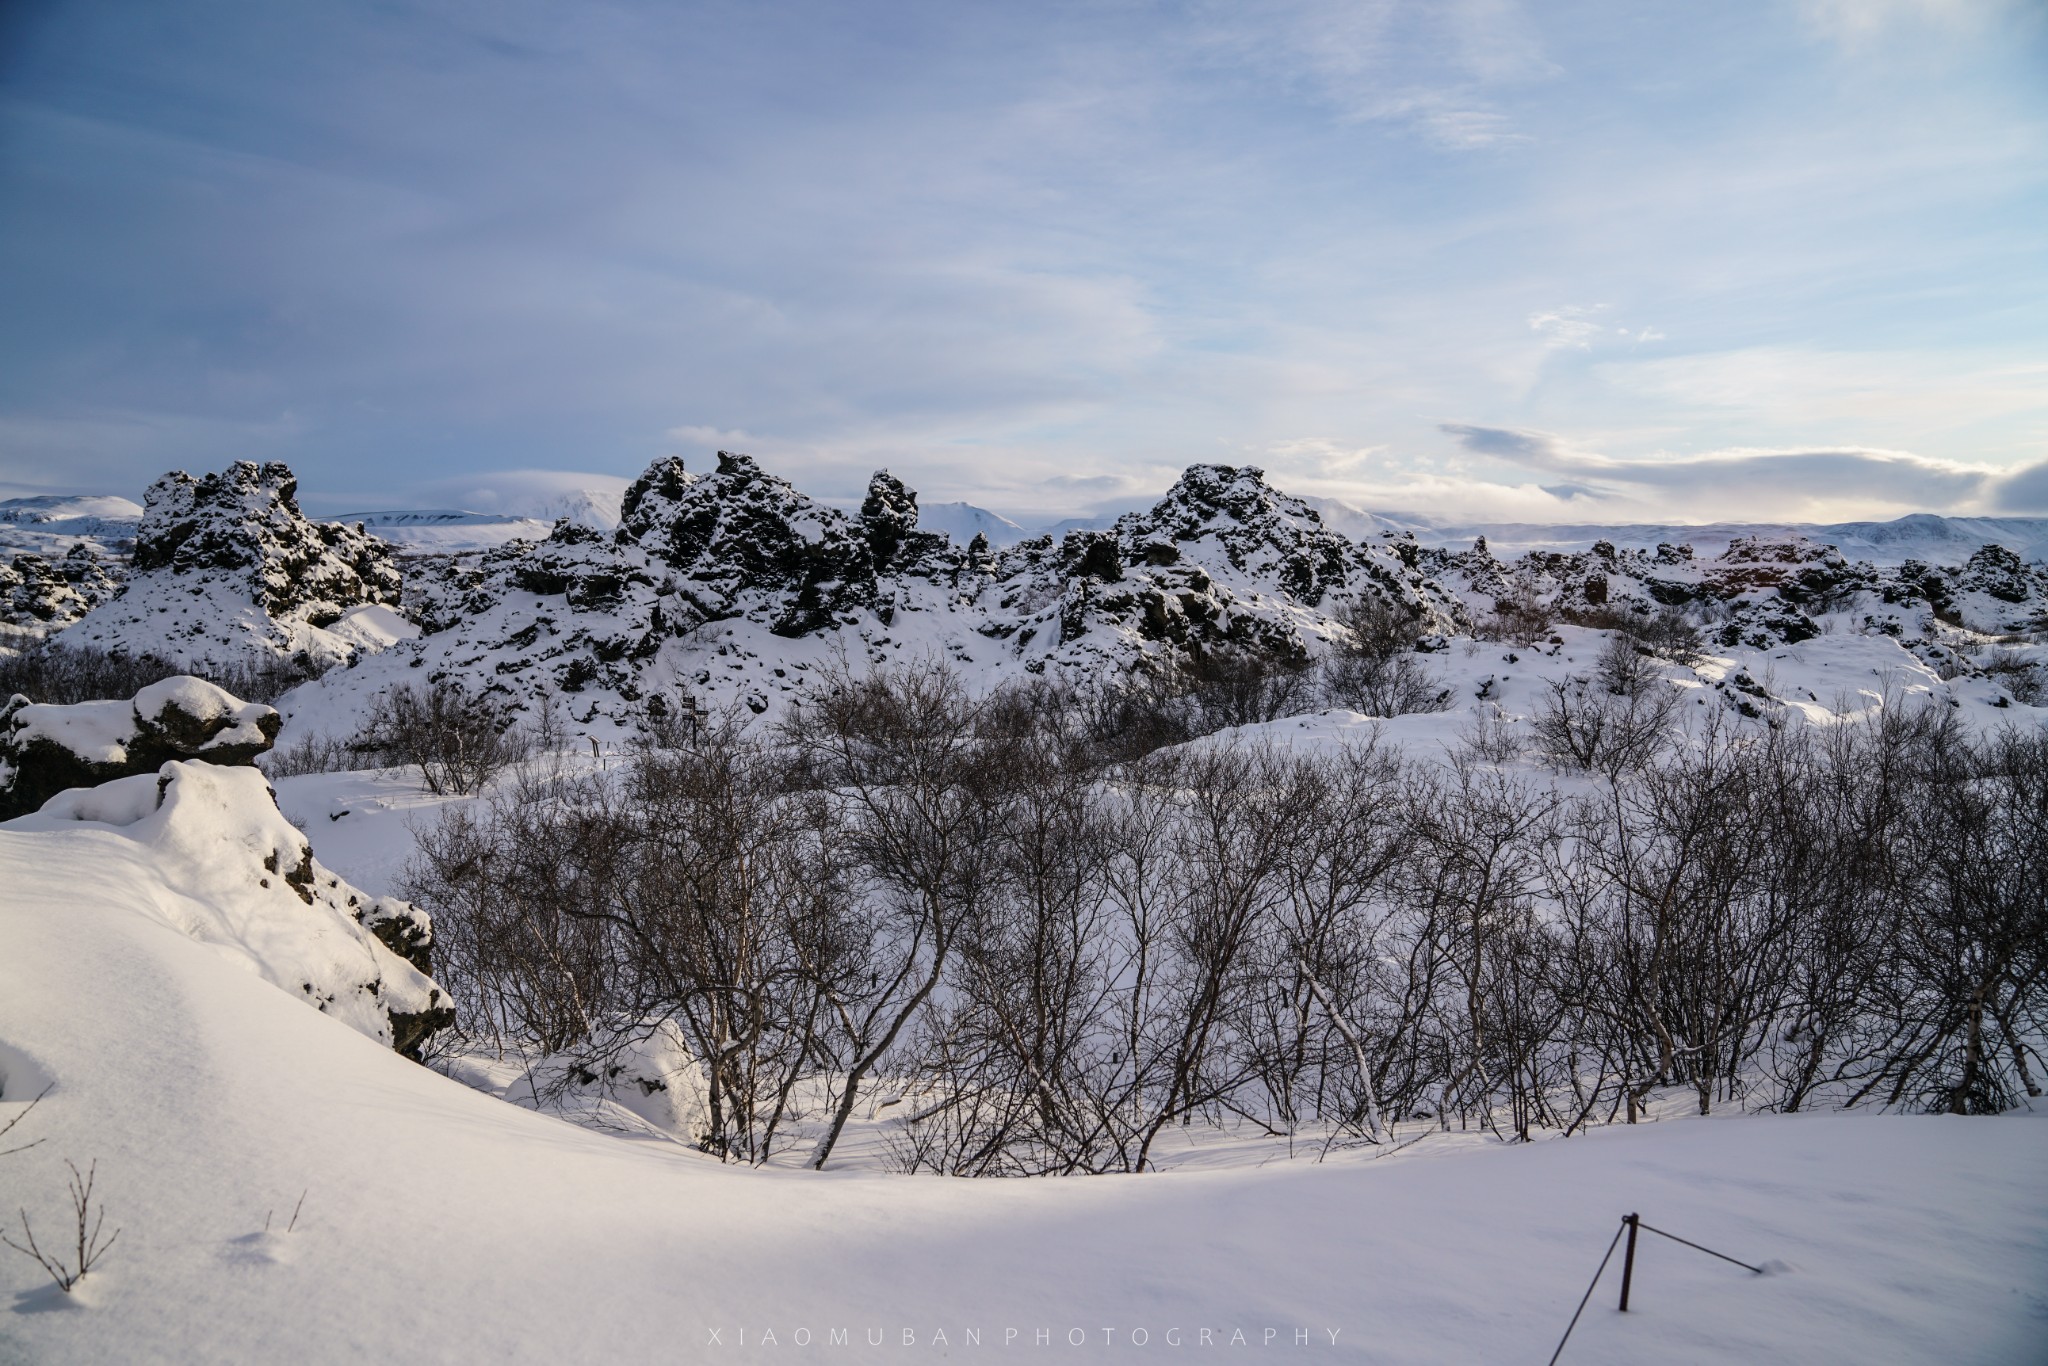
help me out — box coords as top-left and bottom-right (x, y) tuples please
(0, 494), (144, 525)
(334, 509), (557, 553)
(1295, 499), (2048, 568)
(1295, 496), (1432, 544)
(917, 500), (1030, 547)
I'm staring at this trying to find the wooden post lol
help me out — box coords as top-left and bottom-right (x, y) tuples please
(1618, 1213), (1640, 1311)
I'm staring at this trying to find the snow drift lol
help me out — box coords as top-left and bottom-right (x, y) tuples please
(2, 760), (452, 1056)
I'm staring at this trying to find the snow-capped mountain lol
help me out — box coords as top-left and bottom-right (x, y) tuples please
(0, 493), (144, 526)
(333, 508), (558, 554)
(916, 500), (1030, 547)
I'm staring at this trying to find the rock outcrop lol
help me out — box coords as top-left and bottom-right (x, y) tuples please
(0, 544), (121, 632)
(61, 461), (404, 669)
(0, 675), (281, 819)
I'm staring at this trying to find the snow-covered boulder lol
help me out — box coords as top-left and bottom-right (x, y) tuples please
(503, 1020), (712, 1146)
(60, 461), (403, 669)
(5, 760), (452, 1056)
(0, 675), (281, 819)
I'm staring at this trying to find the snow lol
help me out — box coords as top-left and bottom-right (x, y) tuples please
(332, 510), (557, 553)
(8, 699), (136, 766)
(1, 809), (2044, 1361)
(918, 501), (1031, 547)
(6, 460), (2048, 1359)
(0, 496), (144, 526)
(7, 761), (447, 1053)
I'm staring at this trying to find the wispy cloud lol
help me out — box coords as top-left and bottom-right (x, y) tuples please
(0, 1), (2041, 521)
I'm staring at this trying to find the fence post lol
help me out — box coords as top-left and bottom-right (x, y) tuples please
(1618, 1213), (1640, 1312)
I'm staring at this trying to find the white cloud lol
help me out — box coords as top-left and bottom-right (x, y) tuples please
(1528, 306), (1606, 349)
(1435, 422), (2028, 520)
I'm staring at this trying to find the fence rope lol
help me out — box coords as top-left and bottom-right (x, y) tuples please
(1550, 1213), (1767, 1362)
(1546, 1219), (1626, 1366)
(1636, 1220), (1765, 1275)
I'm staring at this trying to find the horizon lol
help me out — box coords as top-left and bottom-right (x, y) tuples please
(3, 1), (2046, 523)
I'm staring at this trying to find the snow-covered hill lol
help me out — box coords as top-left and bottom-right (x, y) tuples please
(916, 499), (1030, 547)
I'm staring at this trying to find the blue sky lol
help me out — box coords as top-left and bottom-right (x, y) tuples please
(2, 0), (2044, 523)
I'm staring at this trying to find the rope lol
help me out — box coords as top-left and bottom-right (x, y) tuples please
(1547, 1219), (1626, 1366)
(1637, 1220), (1765, 1275)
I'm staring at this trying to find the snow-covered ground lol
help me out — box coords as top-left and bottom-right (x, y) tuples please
(4, 636), (2045, 1360)
(3, 815), (2044, 1363)
(5, 456), (2046, 1362)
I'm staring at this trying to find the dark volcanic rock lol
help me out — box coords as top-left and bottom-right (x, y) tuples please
(0, 675), (281, 819)
(62, 461), (405, 667)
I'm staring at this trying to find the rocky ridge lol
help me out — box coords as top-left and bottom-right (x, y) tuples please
(359, 453), (1473, 733)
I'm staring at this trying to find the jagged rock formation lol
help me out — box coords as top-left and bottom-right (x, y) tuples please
(269, 450), (2048, 736)
(5, 760), (452, 1056)
(0, 544), (121, 632)
(1428, 529), (2048, 658)
(0, 675), (281, 819)
(60, 461), (404, 668)
(359, 455), (1473, 731)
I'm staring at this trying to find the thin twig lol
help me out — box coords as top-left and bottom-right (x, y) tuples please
(0, 1083), (51, 1159)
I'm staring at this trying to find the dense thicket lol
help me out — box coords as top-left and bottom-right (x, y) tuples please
(404, 662), (2048, 1172)
(0, 639), (321, 705)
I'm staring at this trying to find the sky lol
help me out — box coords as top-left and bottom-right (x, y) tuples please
(1, 0), (2044, 525)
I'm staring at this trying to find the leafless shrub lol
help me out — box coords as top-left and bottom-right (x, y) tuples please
(0, 1084), (49, 1159)
(402, 653), (2048, 1175)
(2, 1159), (119, 1293)
(1325, 652), (1452, 718)
(1633, 606), (1707, 665)
(1595, 630), (1659, 698)
(1978, 649), (2045, 706)
(0, 639), (323, 704)
(1533, 675), (1681, 776)
(1322, 595), (1451, 718)
(366, 681), (530, 795)
(1480, 578), (1554, 648)
(1454, 704), (1526, 764)
(259, 731), (374, 778)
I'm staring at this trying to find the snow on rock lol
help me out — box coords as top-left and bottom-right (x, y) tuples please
(288, 454), (1471, 740)
(0, 675), (282, 818)
(59, 461), (404, 669)
(0, 542), (122, 634)
(4, 759), (451, 1056)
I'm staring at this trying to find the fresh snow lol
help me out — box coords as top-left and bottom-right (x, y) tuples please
(1, 809), (2043, 1361)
